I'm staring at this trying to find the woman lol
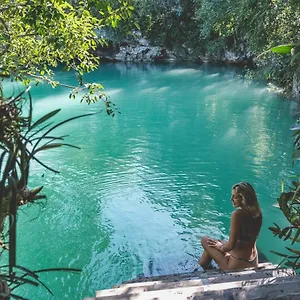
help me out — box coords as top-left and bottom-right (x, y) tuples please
(199, 182), (262, 270)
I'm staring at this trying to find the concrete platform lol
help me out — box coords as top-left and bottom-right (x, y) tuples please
(84, 263), (298, 300)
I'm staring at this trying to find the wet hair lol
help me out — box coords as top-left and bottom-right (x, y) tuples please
(232, 182), (261, 216)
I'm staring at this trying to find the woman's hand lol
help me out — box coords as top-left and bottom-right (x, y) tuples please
(207, 239), (224, 252)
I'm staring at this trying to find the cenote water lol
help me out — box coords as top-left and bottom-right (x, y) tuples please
(5, 63), (299, 299)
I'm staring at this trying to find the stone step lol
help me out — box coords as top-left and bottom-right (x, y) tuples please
(117, 263), (280, 288)
(93, 274), (298, 300)
(96, 267), (293, 298)
(220, 275), (300, 300)
(183, 276), (300, 300)
(119, 262), (275, 285)
(271, 292), (300, 300)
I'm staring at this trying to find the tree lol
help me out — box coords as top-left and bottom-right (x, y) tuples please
(132, 0), (197, 49)
(192, 0), (299, 54)
(0, 0), (134, 100)
(0, 0), (134, 298)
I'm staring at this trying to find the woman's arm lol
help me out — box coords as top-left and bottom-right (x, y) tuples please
(220, 210), (240, 252)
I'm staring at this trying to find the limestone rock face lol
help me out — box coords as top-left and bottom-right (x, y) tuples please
(114, 45), (165, 62)
(224, 50), (244, 62)
(95, 31), (252, 65)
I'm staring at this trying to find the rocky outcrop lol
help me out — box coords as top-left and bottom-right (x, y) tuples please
(114, 45), (169, 62)
(95, 32), (252, 66)
(95, 42), (177, 63)
(94, 31), (173, 62)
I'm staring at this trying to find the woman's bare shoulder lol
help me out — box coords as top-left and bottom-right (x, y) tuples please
(231, 209), (244, 219)
(233, 209), (262, 219)
(232, 209), (243, 215)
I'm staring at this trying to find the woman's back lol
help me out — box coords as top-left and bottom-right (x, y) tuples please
(238, 210), (262, 243)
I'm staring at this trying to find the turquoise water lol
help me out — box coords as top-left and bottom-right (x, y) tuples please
(10, 63), (298, 299)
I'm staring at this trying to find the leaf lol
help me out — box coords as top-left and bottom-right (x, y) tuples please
(284, 228), (293, 241)
(269, 226), (281, 236)
(290, 214), (300, 226)
(29, 109), (61, 131)
(33, 267), (81, 274)
(278, 192), (293, 218)
(286, 247), (300, 255)
(270, 44), (295, 54)
(30, 276), (53, 296)
(30, 135), (69, 143)
(0, 150), (7, 175)
(285, 261), (300, 269)
(29, 154), (60, 174)
(292, 183), (300, 200)
(292, 227), (300, 245)
(32, 112), (99, 154)
(9, 293), (29, 300)
(0, 151), (16, 191)
(0, 273), (39, 287)
(279, 227), (290, 239)
(18, 142), (29, 187)
(293, 135), (300, 146)
(291, 181), (298, 188)
(8, 86), (31, 105)
(292, 150), (300, 160)
(27, 89), (33, 128)
(26, 122), (54, 140)
(34, 143), (80, 154)
(8, 176), (18, 270)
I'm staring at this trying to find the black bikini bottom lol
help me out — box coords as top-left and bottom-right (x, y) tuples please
(229, 253), (257, 264)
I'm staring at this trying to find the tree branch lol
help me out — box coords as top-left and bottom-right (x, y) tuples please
(27, 73), (78, 89)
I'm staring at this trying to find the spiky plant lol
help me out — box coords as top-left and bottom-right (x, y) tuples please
(0, 84), (112, 299)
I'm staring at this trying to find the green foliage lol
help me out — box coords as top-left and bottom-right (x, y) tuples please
(132, 0), (198, 49)
(193, 0), (300, 54)
(1, 0), (98, 76)
(269, 182), (300, 271)
(0, 0), (134, 103)
(268, 117), (300, 272)
(270, 44), (296, 54)
(268, 43), (300, 68)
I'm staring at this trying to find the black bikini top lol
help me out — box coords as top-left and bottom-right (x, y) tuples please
(238, 213), (262, 242)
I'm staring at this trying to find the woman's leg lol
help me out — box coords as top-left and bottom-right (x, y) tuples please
(200, 236), (230, 270)
(199, 249), (213, 269)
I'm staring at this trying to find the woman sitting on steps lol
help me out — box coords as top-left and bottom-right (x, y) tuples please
(199, 182), (263, 271)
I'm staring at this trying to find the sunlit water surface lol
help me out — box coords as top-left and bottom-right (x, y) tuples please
(7, 63), (299, 299)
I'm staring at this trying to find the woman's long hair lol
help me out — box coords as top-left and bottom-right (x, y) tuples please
(233, 182), (262, 217)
